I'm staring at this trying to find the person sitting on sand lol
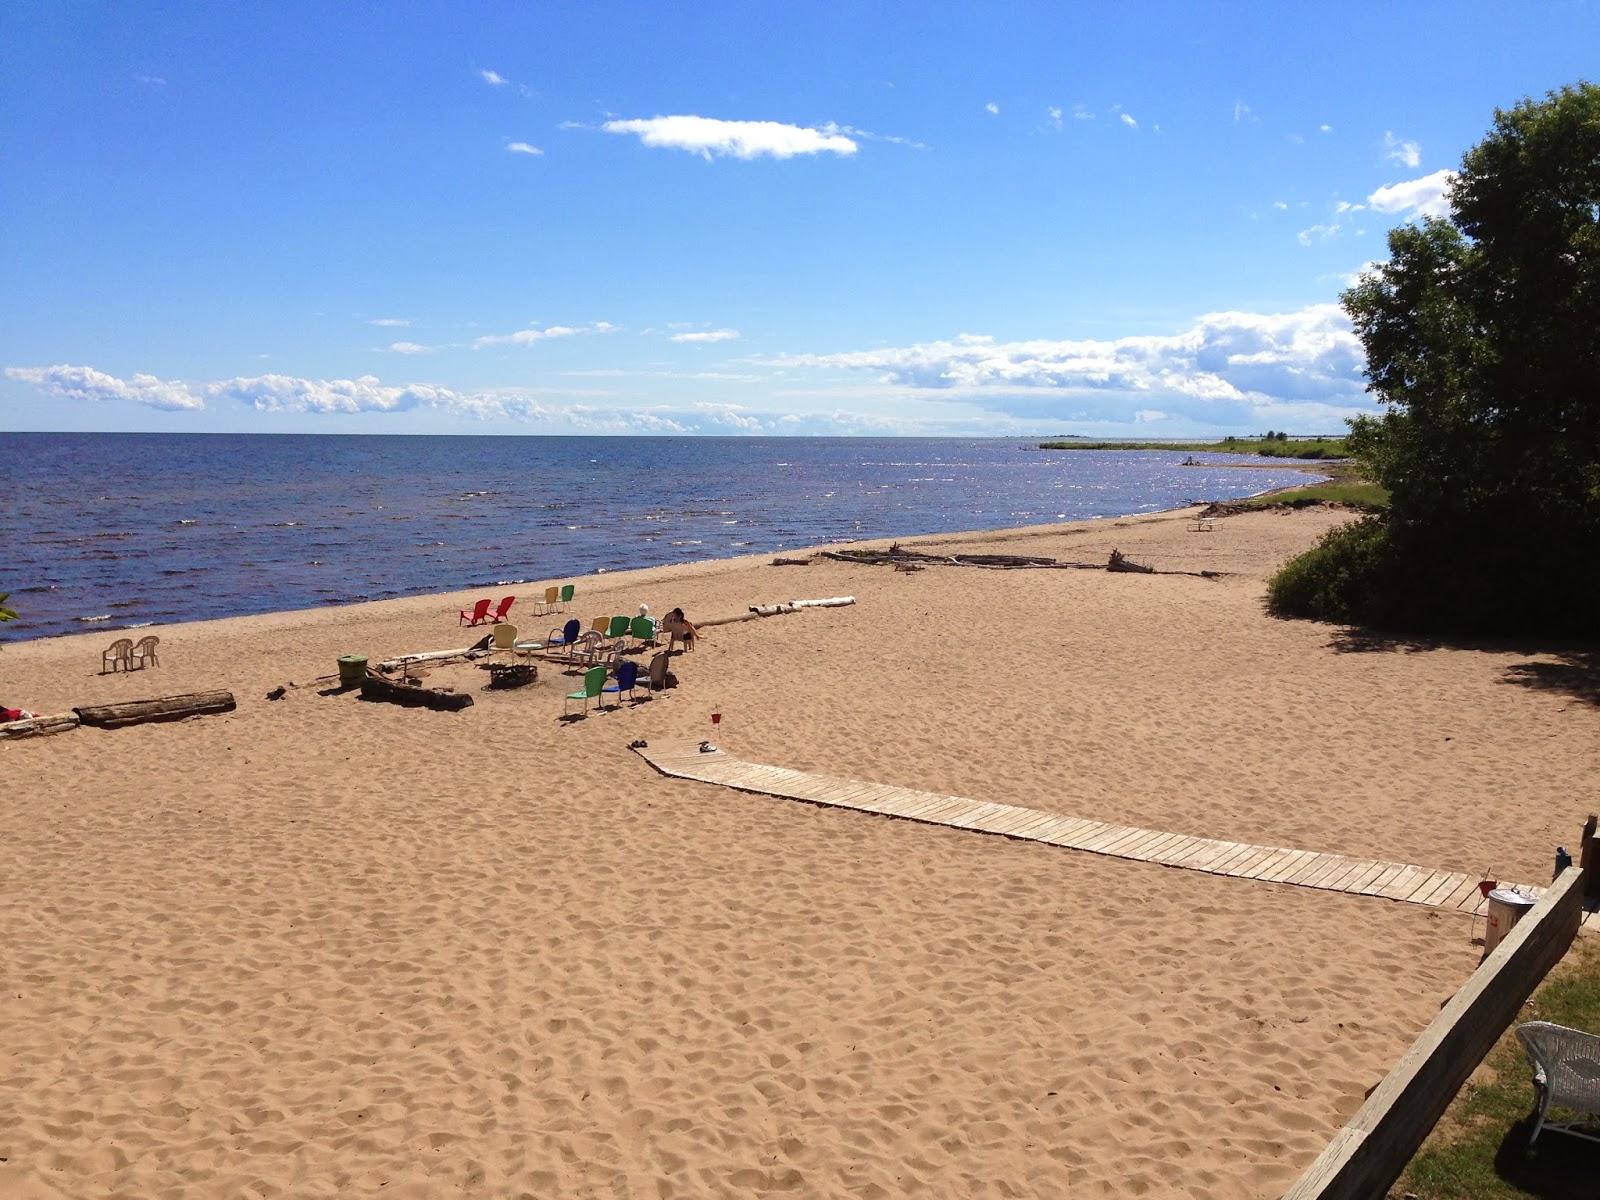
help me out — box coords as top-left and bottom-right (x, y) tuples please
(665, 607), (697, 651)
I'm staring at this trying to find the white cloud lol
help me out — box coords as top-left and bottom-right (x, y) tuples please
(386, 342), (433, 355)
(1233, 99), (1252, 123)
(368, 317), (410, 327)
(473, 321), (616, 349)
(670, 328), (740, 344)
(506, 141), (543, 156)
(1272, 200), (1288, 211)
(818, 121), (925, 150)
(1046, 105), (1063, 130)
(1297, 223), (1340, 246)
(4, 364), (204, 410)
(133, 74), (167, 87)
(768, 304), (1367, 426)
(598, 115), (857, 160)
(1319, 123), (1333, 134)
(1382, 131), (1421, 168)
(1367, 168), (1455, 220)
(985, 101), (1000, 116)
(1119, 112), (1138, 129)
(1072, 104), (1094, 121)
(479, 69), (508, 86)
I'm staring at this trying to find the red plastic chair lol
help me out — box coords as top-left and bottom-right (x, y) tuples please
(490, 595), (515, 623)
(459, 597), (493, 626)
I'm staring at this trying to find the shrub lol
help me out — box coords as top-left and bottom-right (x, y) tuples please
(1266, 517), (1394, 625)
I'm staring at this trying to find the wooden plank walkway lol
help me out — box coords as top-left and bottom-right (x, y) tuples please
(634, 740), (1539, 916)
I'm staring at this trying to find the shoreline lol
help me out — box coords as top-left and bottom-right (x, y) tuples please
(3, 472), (1330, 650)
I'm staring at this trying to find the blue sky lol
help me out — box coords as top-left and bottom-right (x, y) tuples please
(3, 1), (1596, 436)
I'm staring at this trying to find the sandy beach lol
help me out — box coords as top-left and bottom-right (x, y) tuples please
(3, 503), (1595, 1199)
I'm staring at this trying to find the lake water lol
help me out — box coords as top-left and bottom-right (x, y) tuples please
(0, 433), (1319, 640)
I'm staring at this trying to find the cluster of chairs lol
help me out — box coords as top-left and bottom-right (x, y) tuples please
(458, 585), (576, 628)
(563, 653), (672, 716)
(102, 635), (160, 673)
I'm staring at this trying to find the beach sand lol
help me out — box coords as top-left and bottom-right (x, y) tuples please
(2, 504), (1594, 1198)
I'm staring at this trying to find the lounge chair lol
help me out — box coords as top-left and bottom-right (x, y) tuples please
(129, 635), (160, 669)
(1517, 1021), (1600, 1144)
(102, 638), (134, 674)
(559, 583), (575, 611)
(459, 598), (493, 626)
(489, 595), (515, 623)
(564, 665), (608, 717)
(545, 619), (583, 658)
(603, 660), (641, 706)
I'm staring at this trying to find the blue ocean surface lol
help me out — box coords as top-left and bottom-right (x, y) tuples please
(0, 433), (1321, 640)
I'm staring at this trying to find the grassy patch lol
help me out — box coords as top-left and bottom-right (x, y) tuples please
(1237, 481), (1391, 510)
(1392, 936), (1600, 1199)
(1037, 437), (1350, 459)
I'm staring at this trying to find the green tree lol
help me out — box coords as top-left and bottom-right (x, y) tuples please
(1273, 82), (1600, 634)
(0, 594), (15, 623)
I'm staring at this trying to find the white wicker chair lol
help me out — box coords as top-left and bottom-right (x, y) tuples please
(1517, 1021), (1600, 1145)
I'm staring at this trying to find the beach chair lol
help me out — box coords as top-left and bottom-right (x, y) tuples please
(640, 650), (670, 694)
(490, 622), (519, 658)
(564, 665), (608, 717)
(536, 585), (560, 616)
(459, 597), (493, 626)
(575, 631), (619, 667)
(546, 619), (583, 658)
(559, 584), (575, 612)
(606, 615), (631, 646)
(603, 660), (641, 706)
(630, 615), (657, 649)
(1517, 1021), (1600, 1145)
(490, 595), (515, 623)
(129, 635), (160, 669)
(590, 616), (611, 638)
(102, 638), (134, 673)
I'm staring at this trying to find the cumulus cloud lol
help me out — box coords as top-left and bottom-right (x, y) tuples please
(385, 342), (433, 355)
(984, 101), (1000, 116)
(1233, 99), (1252, 123)
(1119, 112), (1138, 129)
(598, 115), (857, 160)
(506, 141), (543, 156)
(1382, 131), (1421, 168)
(1072, 104), (1094, 121)
(479, 69), (508, 86)
(1046, 105), (1063, 130)
(1297, 223), (1340, 246)
(1319, 123), (1333, 134)
(473, 321), (616, 349)
(769, 304), (1367, 426)
(4, 364), (204, 411)
(1367, 168), (1455, 220)
(670, 328), (740, 344)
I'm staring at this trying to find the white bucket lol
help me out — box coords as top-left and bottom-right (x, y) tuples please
(1484, 887), (1537, 953)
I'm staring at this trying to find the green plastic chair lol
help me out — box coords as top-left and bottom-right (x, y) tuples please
(607, 614), (631, 640)
(630, 615), (657, 647)
(564, 665), (608, 717)
(559, 583), (575, 611)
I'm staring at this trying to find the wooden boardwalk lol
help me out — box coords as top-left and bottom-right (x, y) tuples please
(635, 740), (1537, 916)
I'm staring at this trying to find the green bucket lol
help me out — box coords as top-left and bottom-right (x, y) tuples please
(337, 654), (368, 689)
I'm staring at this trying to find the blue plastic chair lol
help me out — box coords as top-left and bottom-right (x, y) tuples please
(546, 618), (582, 658)
(603, 660), (640, 706)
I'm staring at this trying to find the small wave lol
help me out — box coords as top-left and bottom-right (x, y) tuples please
(76, 614), (112, 623)
(177, 518), (198, 526)
(669, 539), (703, 546)
(268, 521), (300, 528)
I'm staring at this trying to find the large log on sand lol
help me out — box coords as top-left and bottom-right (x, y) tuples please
(359, 670), (473, 712)
(74, 691), (237, 730)
(0, 712), (81, 741)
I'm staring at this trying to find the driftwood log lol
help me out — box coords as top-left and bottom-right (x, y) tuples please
(696, 596), (857, 629)
(818, 544), (1223, 579)
(75, 691), (237, 730)
(0, 712), (80, 740)
(770, 557), (811, 566)
(376, 633), (493, 674)
(359, 670), (473, 712)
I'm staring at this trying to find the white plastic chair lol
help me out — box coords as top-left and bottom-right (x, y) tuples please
(129, 635), (160, 669)
(1517, 1021), (1600, 1144)
(102, 638), (133, 673)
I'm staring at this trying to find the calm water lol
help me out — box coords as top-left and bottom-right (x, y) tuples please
(0, 433), (1319, 640)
